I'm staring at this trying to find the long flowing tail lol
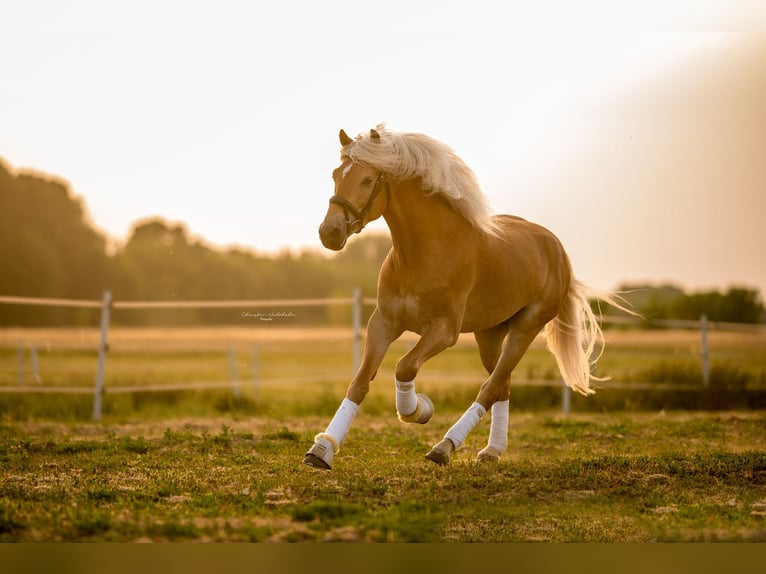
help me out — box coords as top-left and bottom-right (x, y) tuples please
(544, 280), (636, 395)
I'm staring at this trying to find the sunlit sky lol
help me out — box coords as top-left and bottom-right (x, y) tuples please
(2, 1), (765, 295)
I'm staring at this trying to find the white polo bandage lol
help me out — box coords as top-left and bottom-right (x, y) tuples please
(487, 400), (509, 453)
(322, 398), (359, 452)
(395, 379), (418, 416)
(444, 402), (486, 449)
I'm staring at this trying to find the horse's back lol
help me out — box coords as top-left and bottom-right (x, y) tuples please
(461, 214), (572, 331)
(492, 213), (549, 236)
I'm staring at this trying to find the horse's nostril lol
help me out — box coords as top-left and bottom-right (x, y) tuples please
(319, 222), (338, 240)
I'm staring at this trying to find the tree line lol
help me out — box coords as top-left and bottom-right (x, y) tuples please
(0, 158), (388, 326)
(614, 283), (765, 325)
(1, 157), (763, 326)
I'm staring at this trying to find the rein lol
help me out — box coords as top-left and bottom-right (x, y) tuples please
(329, 171), (389, 234)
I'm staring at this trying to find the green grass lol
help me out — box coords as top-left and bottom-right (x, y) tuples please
(1, 411), (764, 542)
(1, 328), (764, 547)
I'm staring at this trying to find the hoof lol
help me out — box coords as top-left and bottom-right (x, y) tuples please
(477, 445), (501, 463)
(425, 438), (454, 466)
(415, 394), (435, 424)
(303, 436), (334, 470)
(398, 393), (435, 424)
(303, 452), (331, 469)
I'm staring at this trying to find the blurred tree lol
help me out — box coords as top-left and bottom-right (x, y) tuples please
(616, 283), (684, 320)
(718, 287), (764, 323)
(616, 283), (764, 325)
(675, 287), (763, 324)
(108, 218), (345, 324)
(331, 233), (391, 293)
(0, 160), (107, 325)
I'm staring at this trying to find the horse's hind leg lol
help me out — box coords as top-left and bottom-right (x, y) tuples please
(424, 323), (509, 466)
(474, 324), (511, 462)
(427, 306), (551, 466)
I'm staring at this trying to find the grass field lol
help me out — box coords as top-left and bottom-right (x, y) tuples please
(1, 410), (764, 542)
(1, 327), (765, 543)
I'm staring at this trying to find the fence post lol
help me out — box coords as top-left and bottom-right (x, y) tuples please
(562, 382), (571, 415)
(30, 346), (40, 384)
(700, 314), (710, 387)
(17, 344), (25, 385)
(228, 345), (241, 398)
(251, 343), (260, 397)
(352, 287), (362, 374)
(92, 290), (112, 422)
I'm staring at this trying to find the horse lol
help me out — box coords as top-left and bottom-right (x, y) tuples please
(304, 125), (630, 469)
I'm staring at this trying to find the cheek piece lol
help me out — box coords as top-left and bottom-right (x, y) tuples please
(328, 172), (388, 235)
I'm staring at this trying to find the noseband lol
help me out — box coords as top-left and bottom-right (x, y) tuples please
(329, 170), (389, 234)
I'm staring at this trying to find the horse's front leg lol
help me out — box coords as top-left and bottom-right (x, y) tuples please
(303, 308), (395, 470)
(393, 320), (461, 425)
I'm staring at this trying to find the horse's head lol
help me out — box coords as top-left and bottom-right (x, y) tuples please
(319, 129), (390, 251)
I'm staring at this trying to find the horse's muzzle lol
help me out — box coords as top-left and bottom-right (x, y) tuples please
(318, 216), (349, 251)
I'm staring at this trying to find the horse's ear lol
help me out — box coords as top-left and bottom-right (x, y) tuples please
(339, 129), (353, 146)
(370, 129), (381, 141)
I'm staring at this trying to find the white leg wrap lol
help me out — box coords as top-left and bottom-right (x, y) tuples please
(487, 400), (509, 453)
(321, 398), (359, 451)
(444, 402), (486, 449)
(395, 379), (418, 416)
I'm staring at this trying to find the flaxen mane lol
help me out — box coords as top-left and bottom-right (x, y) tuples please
(342, 124), (499, 236)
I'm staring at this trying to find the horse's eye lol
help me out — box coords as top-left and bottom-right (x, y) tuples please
(361, 177), (373, 186)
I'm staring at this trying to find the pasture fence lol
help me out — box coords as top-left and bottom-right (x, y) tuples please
(1, 290), (372, 421)
(1, 291), (764, 420)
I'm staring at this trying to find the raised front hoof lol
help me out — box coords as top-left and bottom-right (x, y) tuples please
(398, 393), (435, 425)
(476, 445), (501, 463)
(415, 394), (435, 423)
(425, 438), (454, 466)
(303, 437), (334, 470)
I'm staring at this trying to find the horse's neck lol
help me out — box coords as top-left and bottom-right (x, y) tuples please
(383, 179), (477, 268)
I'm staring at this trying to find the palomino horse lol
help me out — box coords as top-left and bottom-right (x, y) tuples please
(304, 125), (628, 469)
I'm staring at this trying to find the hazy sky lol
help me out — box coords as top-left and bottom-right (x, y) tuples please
(2, 1), (765, 295)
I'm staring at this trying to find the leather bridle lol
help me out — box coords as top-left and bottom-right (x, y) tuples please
(328, 170), (389, 235)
